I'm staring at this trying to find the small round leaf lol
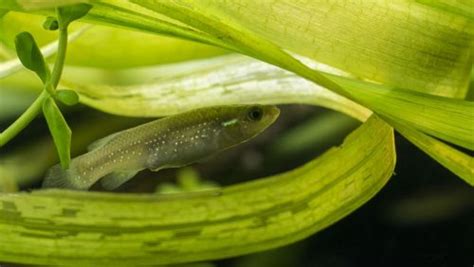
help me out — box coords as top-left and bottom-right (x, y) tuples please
(43, 16), (59, 31)
(56, 90), (79, 106)
(57, 4), (92, 28)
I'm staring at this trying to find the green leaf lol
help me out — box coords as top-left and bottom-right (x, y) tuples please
(42, 96), (71, 169)
(65, 54), (473, 150)
(131, 0), (472, 97)
(415, 0), (474, 20)
(64, 54), (472, 185)
(0, 27), (88, 79)
(0, 1), (471, 264)
(57, 3), (92, 28)
(14, 32), (50, 83)
(391, 119), (473, 186)
(102, 0), (472, 151)
(326, 72), (474, 150)
(0, 0), (92, 11)
(65, 55), (370, 120)
(55, 89), (79, 106)
(0, 115), (395, 265)
(0, 12), (227, 68)
(42, 16), (58, 31)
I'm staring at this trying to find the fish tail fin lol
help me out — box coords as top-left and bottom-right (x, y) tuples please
(42, 164), (87, 190)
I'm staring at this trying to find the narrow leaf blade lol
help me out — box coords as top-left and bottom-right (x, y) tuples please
(42, 96), (71, 169)
(394, 120), (474, 186)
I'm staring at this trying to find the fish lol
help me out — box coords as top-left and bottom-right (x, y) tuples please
(42, 105), (280, 190)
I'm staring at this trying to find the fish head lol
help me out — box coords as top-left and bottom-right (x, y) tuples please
(217, 105), (280, 147)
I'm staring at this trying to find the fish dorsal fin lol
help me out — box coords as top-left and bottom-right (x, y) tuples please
(87, 132), (120, 151)
(100, 170), (139, 190)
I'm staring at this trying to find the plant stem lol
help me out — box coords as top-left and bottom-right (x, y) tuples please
(0, 90), (49, 147)
(49, 27), (68, 89)
(0, 15), (71, 148)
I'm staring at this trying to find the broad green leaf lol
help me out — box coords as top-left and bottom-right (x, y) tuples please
(14, 32), (49, 83)
(65, 55), (473, 150)
(55, 89), (79, 106)
(132, 0), (473, 98)
(8, 1), (471, 97)
(0, 27), (88, 79)
(132, 0), (350, 104)
(123, 1), (474, 151)
(5, 1), (471, 96)
(42, 96), (71, 169)
(57, 3), (92, 28)
(64, 55), (472, 186)
(66, 55), (370, 121)
(0, 115), (395, 266)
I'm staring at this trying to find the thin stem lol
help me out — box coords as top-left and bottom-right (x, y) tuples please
(49, 27), (68, 89)
(0, 91), (49, 147)
(0, 12), (72, 148)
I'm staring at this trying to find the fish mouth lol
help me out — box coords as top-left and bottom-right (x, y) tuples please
(267, 106), (280, 123)
(271, 106), (280, 117)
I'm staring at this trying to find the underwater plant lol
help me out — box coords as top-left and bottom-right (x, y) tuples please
(0, 1), (472, 266)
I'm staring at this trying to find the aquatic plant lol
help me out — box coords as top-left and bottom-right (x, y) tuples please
(0, 1), (472, 265)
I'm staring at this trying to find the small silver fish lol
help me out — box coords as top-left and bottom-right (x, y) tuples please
(42, 105), (280, 190)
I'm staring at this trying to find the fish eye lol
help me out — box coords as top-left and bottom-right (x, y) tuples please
(247, 107), (263, 121)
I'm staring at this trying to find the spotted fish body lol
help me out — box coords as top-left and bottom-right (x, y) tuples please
(42, 105), (280, 190)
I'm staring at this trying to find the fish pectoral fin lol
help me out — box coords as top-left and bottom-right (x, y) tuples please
(87, 132), (121, 151)
(100, 170), (139, 190)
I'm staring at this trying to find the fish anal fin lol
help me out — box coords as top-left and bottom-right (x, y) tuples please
(87, 132), (120, 151)
(100, 170), (139, 190)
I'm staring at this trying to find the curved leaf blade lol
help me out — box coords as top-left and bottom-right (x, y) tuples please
(0, 115), (395, 265)
(65, 55), (473, 150)
(66, 55), (370, 121)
